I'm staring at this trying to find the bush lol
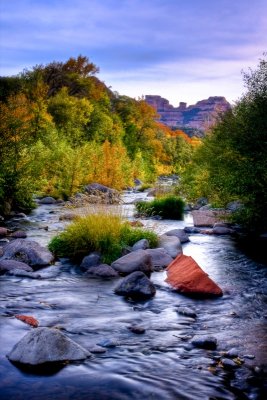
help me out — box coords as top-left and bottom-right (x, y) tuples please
(135, 195), (185, 219)
(48, 212), (158, 264)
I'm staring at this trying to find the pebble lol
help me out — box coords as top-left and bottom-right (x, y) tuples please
(97, 339), (118, 348)
(176, 306), (197, 319)
(89, 345), (107, 354)
(243, 354), (255, 359)
(192, 336), (217, 350)
(225, 348), (239, 358)
(128, 325), (146, 334)
(221, 358), (238, 369)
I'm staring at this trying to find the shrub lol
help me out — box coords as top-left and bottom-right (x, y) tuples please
(135, 195), (185, 219)
(48, 212), (158, 264)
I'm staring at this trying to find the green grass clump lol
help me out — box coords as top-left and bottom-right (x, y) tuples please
(135, 195), (185, 220)
(48, 212), (158, 264)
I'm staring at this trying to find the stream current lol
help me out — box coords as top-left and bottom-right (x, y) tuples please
(0, 191), (266, 400)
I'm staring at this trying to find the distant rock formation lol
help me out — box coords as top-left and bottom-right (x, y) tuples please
(145, 95), (231, 133)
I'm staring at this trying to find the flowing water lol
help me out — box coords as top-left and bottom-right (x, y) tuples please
(0, 192), (266, 400)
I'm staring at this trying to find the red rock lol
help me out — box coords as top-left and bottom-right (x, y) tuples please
(15, 315), (39, 328)
(165, 254), (223, 296)
(0, 227), (8, 237)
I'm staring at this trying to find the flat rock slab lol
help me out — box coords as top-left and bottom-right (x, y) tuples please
(7, 327), (91, 365)
(166, 254), (223, 296)
(1, 239), (54, 269)
(0, 259), (33, 274)
(111, 249), (152, 275)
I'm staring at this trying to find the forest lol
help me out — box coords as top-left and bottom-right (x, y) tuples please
(0, 55), (266, 234)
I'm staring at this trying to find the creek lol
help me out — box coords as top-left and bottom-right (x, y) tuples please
(0, 191), (266, 400)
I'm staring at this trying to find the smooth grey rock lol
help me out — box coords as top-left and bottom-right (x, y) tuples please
(225, 348), (239, 358)
(164, 229), (190, 243)
(114, 271), (156, 299)
(176, 306), (197, 318)
(184, 227), (201, 234)
(111, 249), (152, 275)
(226, 201), (243, 212)
(1, 239), (54, 269)
(39, 196), (57, 204)
(80, 252), (101, 271)
(212, 226), (233, 235)
(221, 358), (238, 369)
(191, 336), (217, 350)
(0, 259), (33, 275)
(128, 325), (146, 334)
(144, 248), (172, 270)
(159, 234), (182, 258)
(0, 227), (8, 237)
(10, 231), (27, 239)
(89, 345), (107, 353)
(97, 339), (118, 348)
(132, 239), (149, 251)
(84, 264), (118, 278)
(7, 327), (91, 365)
(6, 269), (41, 279)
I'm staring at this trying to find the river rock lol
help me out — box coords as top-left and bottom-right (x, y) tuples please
(1, 239), (54, 269)
(221, 358), (238, 369)
(114, 271), (156, 299)
(159, 234), (182, 258)
(166, 254), (223, 296)
(0, 227), (8, 237)
(192, 336), (217, 350)
(0, 259), (33, 275)
(144, 248), (173, 270)
(212, 226), (234, 235)
(132, 239), (149, 251)
(111, 250), (153, 275)
(10, 231), (28, 239)
(80, 252), (101, 271)
(176, 306), (197, 318)
(84, 264), (119, 278)
(128, 325), (146, 334)
(192, 210), (229, 227)
(6, 269), (41, 279)
(164, 229), (190, 243)
(225, 348), (239, 358)
(7, 327), (91, 365)
(39, 196), (57, 204)
(84, 183), (120, 204)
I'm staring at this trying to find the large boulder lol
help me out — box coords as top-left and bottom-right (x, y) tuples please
(166, 254), (223, 297)
(0, 259), (33, 275)
(192, 210), (229, 227)
(111, 249), (153, 275)
(144, 248), (173, 270)
(84, 183), (120, 204)
(164, 229), (190, 243)
(1, 239), (54, 269)
(39, 196), (57, 204)
(114, 271), (156, 299)
(159, 234), (182, 258)
(7, 327), (91, 365)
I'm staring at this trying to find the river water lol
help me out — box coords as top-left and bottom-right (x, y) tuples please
(0, 192), (266, 400)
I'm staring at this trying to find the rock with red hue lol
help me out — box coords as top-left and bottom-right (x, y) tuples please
(15, 315), (39, 328)
(192, 210), (229, 227)
(165, 254), (223, 297)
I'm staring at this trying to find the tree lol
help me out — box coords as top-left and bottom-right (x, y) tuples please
(181, 56), (267, 233)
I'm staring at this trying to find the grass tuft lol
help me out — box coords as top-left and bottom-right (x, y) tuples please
(48, 212), (158, 264)
(135, 195), (185, 220)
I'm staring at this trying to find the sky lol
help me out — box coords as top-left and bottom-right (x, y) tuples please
(0, 0), (266, 106)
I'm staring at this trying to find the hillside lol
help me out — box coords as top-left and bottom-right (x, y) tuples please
(145, 95), (231, 134)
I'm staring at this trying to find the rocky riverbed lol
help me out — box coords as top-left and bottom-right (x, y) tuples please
(0, 191), (266, 400)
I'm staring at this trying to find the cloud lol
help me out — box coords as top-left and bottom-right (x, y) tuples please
(1, 0), (266, 103)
